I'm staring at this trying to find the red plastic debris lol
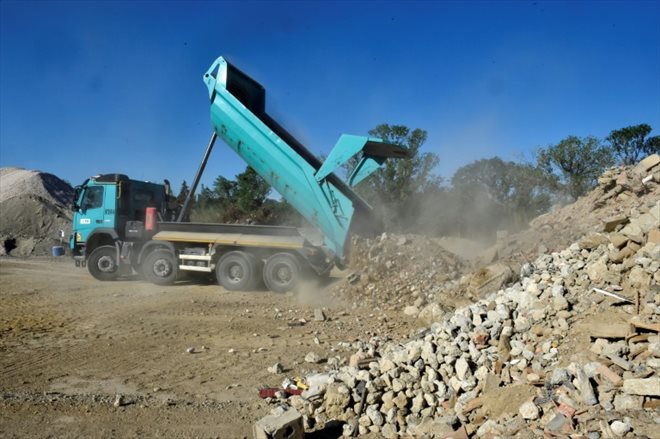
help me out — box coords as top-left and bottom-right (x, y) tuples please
(258, 387), (303, 398)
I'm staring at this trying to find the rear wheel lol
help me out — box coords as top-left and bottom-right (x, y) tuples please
(263, 252), (301, 293)
(216, 251), (260, 291)
(88, 245), (119, 281)
(143, 249), (178, 285)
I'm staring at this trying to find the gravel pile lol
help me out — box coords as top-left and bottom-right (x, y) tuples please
(265, 154), (660, 438)
(0, 167), (73, 256)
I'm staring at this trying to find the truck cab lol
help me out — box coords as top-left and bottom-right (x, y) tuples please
(71, 173), (172, 280)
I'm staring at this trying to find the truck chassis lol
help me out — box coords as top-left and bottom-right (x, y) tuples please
(79, 221), (332, 293)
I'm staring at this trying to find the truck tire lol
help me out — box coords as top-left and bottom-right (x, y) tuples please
(88, 245), (119, 281)
(143, 249), (178, 285)
(263, 252), (301, 293)
(216, 251), (259, 291)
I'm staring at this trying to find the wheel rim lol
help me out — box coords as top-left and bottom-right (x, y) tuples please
(273, 263), (293, 286)
(97, 255), (116, 273)
(226, 263), (244, 284)
(153, 258), (172, 277)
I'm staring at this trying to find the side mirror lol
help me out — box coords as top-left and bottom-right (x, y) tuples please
(72, 186), (82, 212)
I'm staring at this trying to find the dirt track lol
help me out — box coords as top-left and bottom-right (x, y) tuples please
(0, 257), (415, 438)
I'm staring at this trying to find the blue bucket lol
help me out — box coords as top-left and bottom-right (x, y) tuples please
(52, 246), (65, 257)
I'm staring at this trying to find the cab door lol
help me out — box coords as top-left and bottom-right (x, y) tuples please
(75, 184), (116, 243)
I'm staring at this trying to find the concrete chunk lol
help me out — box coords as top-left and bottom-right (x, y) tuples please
(602, 215), (628, 232)
(589, 323), (629, 339)
(519, 400), (539, 419)
(253, 407), (304, 439)
(609, 233), (629, 249)
(622, 377), (660, 396)
(636, 153), (660, 172)
(575, 367), (598, 405)
(604, 353), (632, 371)
(313, 308), (326, 321)
(578, 233), (608, 250)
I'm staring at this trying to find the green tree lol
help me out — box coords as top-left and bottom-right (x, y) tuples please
(606, 123), (660, 165)
(212, 175), (236, 209)
(234, 166), (270, 212)
(451, 157), (553, 230)
(346, 124), (440, 230)
(536, 136), (614, 200)
(176, 180), (190, 204)
(362, 124), (440, 203)
(190, 166), (273, 223)
(196, 185), (217, 210)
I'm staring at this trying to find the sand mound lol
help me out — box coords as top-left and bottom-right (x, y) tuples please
(0, 167), (73, 256)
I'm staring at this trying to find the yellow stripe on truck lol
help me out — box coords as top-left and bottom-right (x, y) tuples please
(151, 231), (305, 249)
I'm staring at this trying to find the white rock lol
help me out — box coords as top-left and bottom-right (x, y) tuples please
(455, 357), (470, 380)
(380, 358), (396, 373)
(610, 420), (631, 437)
(268, 362), (284, 374)
(305, 352), (323, 363)
(381, 423), (397, 439)
(477, 419), (500, 437)
(366, 405), (384, 426)
(113, 394), (124, 407)
(403, 305), (419, 317)
(553, 295), (569, 311)
(519, 400), (539, 420)
(448, 376), (462, 393)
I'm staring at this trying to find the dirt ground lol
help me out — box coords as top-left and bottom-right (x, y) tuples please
(0, 257), (417, 438)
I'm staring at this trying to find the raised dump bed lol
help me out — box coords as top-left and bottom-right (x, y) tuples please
(203, 56), (408, 264)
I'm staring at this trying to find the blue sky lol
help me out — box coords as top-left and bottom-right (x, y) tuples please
(1, 0), (659, 194)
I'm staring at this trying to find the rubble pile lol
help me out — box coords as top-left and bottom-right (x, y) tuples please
(332, 156), (660, 320)
(478, 154), (660, 270)
(0, 167), (73, 256)
(331, 234), (469, 313)
(269, 155), (660, 437)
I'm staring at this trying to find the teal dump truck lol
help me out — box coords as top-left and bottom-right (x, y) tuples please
(70, 56), (407, 293)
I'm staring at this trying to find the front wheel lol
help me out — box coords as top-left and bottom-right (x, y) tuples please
(263, 253), (301, 293)
(143, 249), (178, 285)
(88, 245), (119, 281)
